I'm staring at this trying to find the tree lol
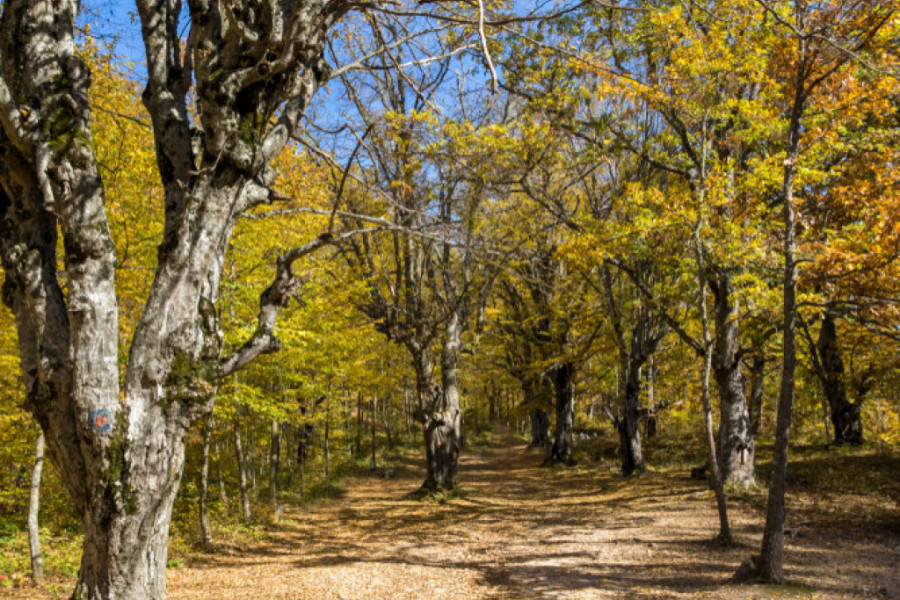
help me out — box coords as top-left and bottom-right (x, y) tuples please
(733, 0), (895, 583)
(0, 1), (394, 596)
(801, 304), (864, 444)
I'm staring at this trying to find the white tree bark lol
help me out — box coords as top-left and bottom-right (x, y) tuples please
(28, 429), (44, 580)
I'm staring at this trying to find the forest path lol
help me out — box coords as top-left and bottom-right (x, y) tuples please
(164, 427), (898, 600)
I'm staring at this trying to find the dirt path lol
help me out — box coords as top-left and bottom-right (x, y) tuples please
(163, 429), (898, 600)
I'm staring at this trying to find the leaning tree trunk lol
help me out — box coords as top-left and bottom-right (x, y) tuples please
(710, 271), (756, 488)
(422, 313), (463, 491)
(550, 362), (576, 464)
(817, 307), (863, 445)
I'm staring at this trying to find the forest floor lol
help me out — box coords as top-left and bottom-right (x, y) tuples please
(9, 427), (900, 600)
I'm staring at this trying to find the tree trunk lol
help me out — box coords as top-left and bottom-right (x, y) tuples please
(284, 425), (293, 490)
(269, 419), (282, 518)
(703, 340), (733, 543)
(423, 313), (462, 491)
(248, 431), (257, 491)
(298, 424), (310, 495)
(199, 417), (212, 547)
(750, 355), (765, 436)
(754, 82), (804, 585)
(524, 380), (551, 448)
(28, 429), (44, 580)
(370, 396), (378, 471)
(619, 364), (644, 475)
(356, 391), (363, 456)
(345, 393), (353, 457)
(710, 271), (755, 489)
(697, 259), (732, 544)
(404, 388), (413, 445)
(489, 384), (496, 421)
(72, 415), (195, 598)
(383, 397), (395, 449)
(817, 307), (863, 445)
(324, 398), (331, 477)
(645, 360), (657, 439)
(73, 485), (181, 599)
(233, 416), (252, 523)
(214, 438), (230, 512)
(550, 362), (576, 464)
(530, 408), (552, 449)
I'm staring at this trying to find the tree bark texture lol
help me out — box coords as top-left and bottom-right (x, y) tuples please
(709, 271), (756, 488)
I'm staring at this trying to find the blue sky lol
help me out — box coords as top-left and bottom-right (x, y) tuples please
(81, 1), (147, 67)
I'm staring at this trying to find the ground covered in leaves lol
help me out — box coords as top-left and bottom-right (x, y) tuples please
(9, 429), (900, 599)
